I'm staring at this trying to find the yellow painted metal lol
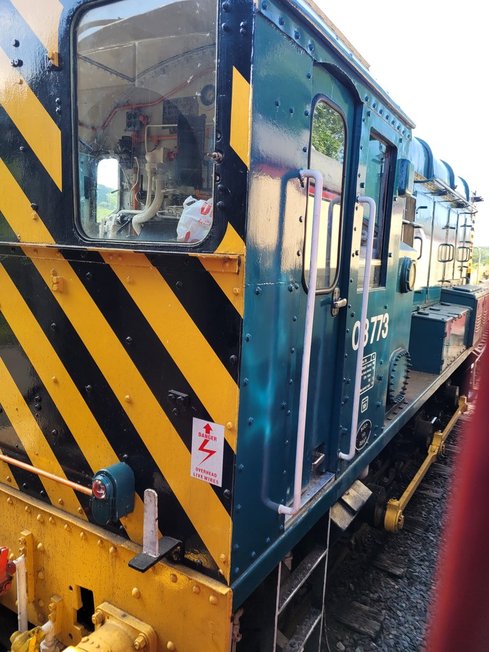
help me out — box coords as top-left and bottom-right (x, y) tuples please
(64, 602), (157, 652)
(0, 48), (62, 190)
(0, 160), (55, 244)
(26, 250), (232, 578)
(10, 626), (45, 652)
(0, 446), (19, 490)
(384, 396), (468, 532)
(100, 251), (239, 452)
(215, 223), (246, 256)
(0, 359), (86, 514)
(9, 0), (63, 59)
(230, 67), (251, 168)
(0, 263), (144, 541)
(0, 486), (233, 652)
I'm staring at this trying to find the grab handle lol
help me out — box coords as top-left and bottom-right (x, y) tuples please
(278, 168), (324, 515)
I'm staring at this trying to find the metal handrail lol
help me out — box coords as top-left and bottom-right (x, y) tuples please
(278, 168), (324, 515)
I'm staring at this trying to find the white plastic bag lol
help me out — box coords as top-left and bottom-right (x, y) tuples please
(176, 196), (213, 243)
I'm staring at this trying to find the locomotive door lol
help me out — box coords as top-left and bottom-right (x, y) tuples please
(300, 65), (357, 486)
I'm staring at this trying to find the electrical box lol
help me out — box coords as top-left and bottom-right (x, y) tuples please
(409, 303), (471, 374)
(440, 284), (489, 346)
(90, 462), (135, 525)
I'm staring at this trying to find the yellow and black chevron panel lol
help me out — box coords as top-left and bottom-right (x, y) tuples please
(0, 245), (241, 578)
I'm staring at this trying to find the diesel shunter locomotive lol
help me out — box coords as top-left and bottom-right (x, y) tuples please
(0, 0), (485, 650)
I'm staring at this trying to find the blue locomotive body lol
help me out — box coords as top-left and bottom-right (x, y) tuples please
(0, 0), (482, 649)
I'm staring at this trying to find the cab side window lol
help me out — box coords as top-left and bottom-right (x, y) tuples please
(304, 100), (346, 291)
(359, 132), (396, 287)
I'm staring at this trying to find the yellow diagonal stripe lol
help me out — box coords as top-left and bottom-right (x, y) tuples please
(230, 67), (251, 168)
(10, 0), (63, 58)
(0, 448), (20, 490)
(0, 48), (62, 190)
(215, 222), (245, 256)
(0, 358), (85, 516)
(101, 251), (238, 449)
(0, 159), (55, 243)
(30, 250), (232, 578)
(0, 265), (143, 542)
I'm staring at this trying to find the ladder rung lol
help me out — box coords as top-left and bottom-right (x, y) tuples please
(278, 547), (326, 614)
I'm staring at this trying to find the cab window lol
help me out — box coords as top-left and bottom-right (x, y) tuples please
(304, 100), (346, 291)
(358, 132), (396, 287)
(76, 0), (217, 244)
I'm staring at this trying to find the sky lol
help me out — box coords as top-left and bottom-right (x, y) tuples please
(316, 0), (488, 246)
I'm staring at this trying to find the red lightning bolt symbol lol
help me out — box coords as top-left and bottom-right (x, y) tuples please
(199, 437), (216, 464)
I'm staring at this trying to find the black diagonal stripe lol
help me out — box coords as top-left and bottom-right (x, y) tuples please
(148, 253), (242, 382)
(3, 255), (220, 574)
(62, 250), (234, 510)
(0, 106), (65, 233)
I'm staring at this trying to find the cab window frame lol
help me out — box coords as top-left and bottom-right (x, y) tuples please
(71, 0), (226, 252)
(302, 94), (348, 295)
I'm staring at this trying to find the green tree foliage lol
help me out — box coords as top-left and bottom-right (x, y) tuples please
(311, 103), (345, 162)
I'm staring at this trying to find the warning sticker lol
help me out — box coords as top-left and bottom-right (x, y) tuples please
(190, 418), (225, 487)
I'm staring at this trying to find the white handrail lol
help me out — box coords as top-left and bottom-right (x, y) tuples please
(278, 168), (324, 516)
(339, 196), (377, 460)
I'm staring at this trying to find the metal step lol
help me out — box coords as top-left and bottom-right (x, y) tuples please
(278, 547), (327, 614)
(281, 607), (322, 652)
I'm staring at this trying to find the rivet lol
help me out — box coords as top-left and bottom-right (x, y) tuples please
(64, 524), (70, 532)
(109, 546), (117, 555)
(24, 505), (30, 513)
(232, 287), (240, 295)
(6, 475), (12, 483)
(166, 643), (176, 651)
(126, 276), (132, 284)
(51, 376), (58, 383)
(219, 554), (227, 563)
(58, 498), (64, 506)
(37, 543), (44, 552)
(132, 588), (141, 599)
(38, 599), (44, 608)
(248, 417), (254, 425)
(192, 585), (200, 594)
(37, 571), (45, 580)
(37, 513), (44, 522)
(80, 532), (86, 540)
(77, 507), (84, 515)
(125, 395), (132, 403)
(7, 497), (13, 505)
(97, 539), (103, 547)
(49, 517), (55, 524)
(209, 595), (218, 605)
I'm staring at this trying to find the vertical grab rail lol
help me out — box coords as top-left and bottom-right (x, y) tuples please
(339, 196), (377, 461)
(278, 169), (324, 516)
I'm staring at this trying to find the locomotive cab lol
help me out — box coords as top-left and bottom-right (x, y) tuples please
(0, 0), (482, 650)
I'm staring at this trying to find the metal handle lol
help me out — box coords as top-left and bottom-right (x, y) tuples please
(331, 287), (347, 316)
(338, 195), (377, 462)
(278, 168), (324, 516)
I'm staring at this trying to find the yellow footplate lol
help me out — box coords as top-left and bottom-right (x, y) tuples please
(0, 485), (232, 652)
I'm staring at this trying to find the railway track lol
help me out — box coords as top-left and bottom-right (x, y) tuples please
(322, 411), (472, 652)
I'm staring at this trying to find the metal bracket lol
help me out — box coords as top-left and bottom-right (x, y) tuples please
(129, 489), (182, 572)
